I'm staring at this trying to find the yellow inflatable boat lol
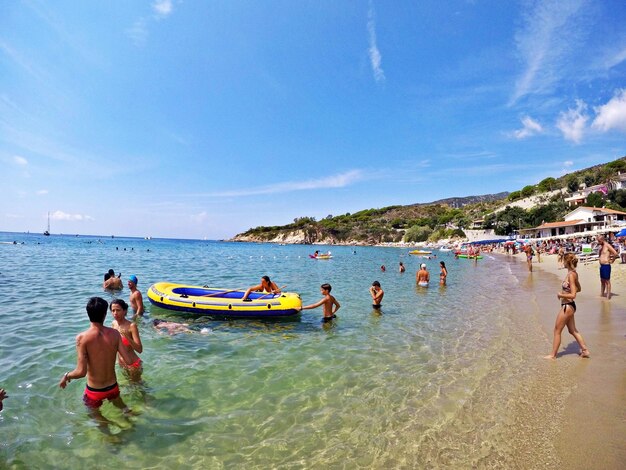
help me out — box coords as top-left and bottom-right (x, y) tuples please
(148, 282), (302, 318)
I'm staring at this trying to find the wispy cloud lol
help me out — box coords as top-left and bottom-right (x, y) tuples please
(510, 115), (543, 139)
(36, 189), (49, 195)
(13, 155), (28, 166)
(556, 99), (588, 143)
(510, 0), (587, 104)
(126, 18), (149, 46)
(592, 89), (626, 133)
(445, 150), (498, 160)
(153, 0), (173, 19)
(190, 211), (208, 223)
(602, 46), (626, 70)
(50, 210), (94, 222)
(127, 1), (175, 45)
(367, 1), (385, 83)
(198, 170), (365, 198)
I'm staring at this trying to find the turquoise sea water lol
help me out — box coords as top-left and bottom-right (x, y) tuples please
(1, 233), (559, 468)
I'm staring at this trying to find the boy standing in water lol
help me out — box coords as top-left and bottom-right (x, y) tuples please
(128, 275), (144, 317)
(369, 281), (384, 309)
(59, 297), (133, 417)
(299, 283), (341, 322)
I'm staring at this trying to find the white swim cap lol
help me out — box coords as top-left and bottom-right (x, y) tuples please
(420, 263), (426, 268)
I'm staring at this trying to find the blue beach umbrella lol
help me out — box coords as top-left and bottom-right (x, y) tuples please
(616, 228), (626, 237)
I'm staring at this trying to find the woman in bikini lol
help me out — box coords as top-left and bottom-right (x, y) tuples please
(544, 253), (590, 359)
(439, 261), (448, 286)
(110, 299), (143, 381)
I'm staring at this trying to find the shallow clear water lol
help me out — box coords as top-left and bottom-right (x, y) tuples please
(0, 233), (554, 468)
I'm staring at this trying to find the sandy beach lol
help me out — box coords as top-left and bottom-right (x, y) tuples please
(510, 250), (626, 468)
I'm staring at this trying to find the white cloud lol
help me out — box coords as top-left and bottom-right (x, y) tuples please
(511, 116), (543, 139)
(603, 46), (626, 69)
(190, 211), (208, 223)
(556, 99), (588, 143)
(510, 0), (587, 104)
(36, 189), (49, 195)
(591, 89), (626, 133)
(127, 19), (148, 46)
(50, 210), (94, 222)
(563, 160), (573, 167)
(367, 1), (385, 83)
(202, 170), (365, 198)
(153, 0), (173, 18)
(13, 155), (28, 165)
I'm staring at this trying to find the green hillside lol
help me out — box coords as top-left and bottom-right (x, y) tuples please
(234, 156), (626, 244)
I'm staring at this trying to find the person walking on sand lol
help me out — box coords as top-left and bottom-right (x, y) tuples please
(369, 281), (384, 309)
(523, 244), (533, 272)
(544, 253), (590, 359)
(127, 275), (144, 316)
(242, 275), (281, 301)
(416, 263), (430, 287)
(58, 297), (134, 418)
(110, 299), (143, 382)
(298, 283), (340, 323)
(439, 261), (448, 286)
(597, 235), (618, 300)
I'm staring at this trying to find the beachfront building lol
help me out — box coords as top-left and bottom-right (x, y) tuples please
(521, 206), (626, 239)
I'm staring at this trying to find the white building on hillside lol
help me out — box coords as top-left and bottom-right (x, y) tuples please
(521, 206), (626, 239)
(564, 172), (626, 207)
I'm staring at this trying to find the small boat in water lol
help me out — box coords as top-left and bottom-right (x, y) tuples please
(148, 282), (302, 318)
(409, 250), (432, 255)
(44, 212), (50, 236)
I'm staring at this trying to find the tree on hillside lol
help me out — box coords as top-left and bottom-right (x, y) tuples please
(528, 199), (568, 227)
(605, 159), (626, 173)
(607, 189), (626, 209)
(566, 175), (580, 193)
(520, 185), (535, 198)
(404, 225), (433, 243)
(537, 177), (558, 192)
(586, 191), (605, 208)
(508, 190), (521, 201)
(583, 173), (596, 187)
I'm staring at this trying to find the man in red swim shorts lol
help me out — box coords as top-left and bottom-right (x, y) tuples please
(59, 297), (135, 415)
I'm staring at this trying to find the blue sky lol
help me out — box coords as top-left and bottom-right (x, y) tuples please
(1, 0), (625, 239)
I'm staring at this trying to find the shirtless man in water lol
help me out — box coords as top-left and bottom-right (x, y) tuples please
(103, 269), (123, 290)
(128, 275), (144, 316)
(597, 235), (618, 300)
(59, 297), (134, 417)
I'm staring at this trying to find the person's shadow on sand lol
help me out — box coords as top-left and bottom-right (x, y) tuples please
(557, 341), (583, 358)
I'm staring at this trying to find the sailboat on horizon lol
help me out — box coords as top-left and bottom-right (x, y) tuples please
(44, 212), (50, 236)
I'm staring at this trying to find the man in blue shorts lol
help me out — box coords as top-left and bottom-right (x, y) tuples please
(597, 235), (618, 300)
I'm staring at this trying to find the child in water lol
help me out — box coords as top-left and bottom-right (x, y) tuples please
(369, 281), (384, 309)
(110, 299), (143, 382)
(299, 283), (341, 322)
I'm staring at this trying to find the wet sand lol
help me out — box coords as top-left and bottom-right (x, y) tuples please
(511, 251), (626, 468)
